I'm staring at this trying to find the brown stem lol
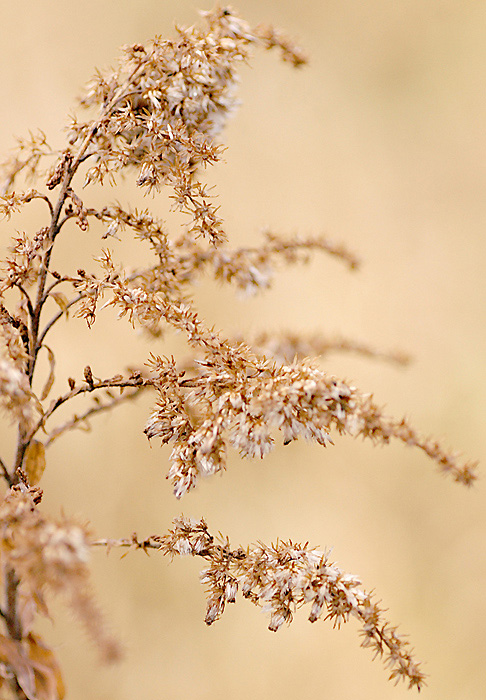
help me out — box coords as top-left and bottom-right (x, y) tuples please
(0, 456), (13, 487)
(3, 568), (27, 700)
(4, 568), (22, 641)
(44, 383), (146, 447)
(7, 677), (28, 700)
(23, 374), (149, 449)
(13, 60), (152, 480)
(27, 60), (149, 386)
(36, 293), (83, 351)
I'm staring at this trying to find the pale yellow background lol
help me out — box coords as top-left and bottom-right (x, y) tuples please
(1, 1), (486, 699)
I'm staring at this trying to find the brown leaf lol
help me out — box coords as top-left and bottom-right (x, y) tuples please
(49, 292), (70, 316)
(24, 440), (46, 485)
(27, 634), (65, 700)
(0, 634), (36, 699)
(40, 345), (56, 401)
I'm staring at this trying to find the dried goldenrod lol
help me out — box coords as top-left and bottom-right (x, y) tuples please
(0, 5), (477, 698)
(94, 516), (425, 689)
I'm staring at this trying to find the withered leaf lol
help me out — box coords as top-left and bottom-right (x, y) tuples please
(49, 292), (70, 316)
(40, 345), (56, 401)
(27, 634), (65, 700)
(24, 440), (47, 485)
(0, 634), (36, 699)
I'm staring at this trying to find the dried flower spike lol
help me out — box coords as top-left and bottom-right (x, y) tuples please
(94, 517), (426, 691)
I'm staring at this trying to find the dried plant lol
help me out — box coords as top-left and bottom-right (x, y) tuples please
(0, 6), (477, 698)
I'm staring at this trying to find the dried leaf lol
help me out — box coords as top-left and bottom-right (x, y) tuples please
(0, 664), (7, 690)
(0, 634), (36, 699)
(17, 586), (37, 638)
(49, 292), (70, 316)
(24, 440), (46, 485)
(40, 345), (55, 401)
(27, 634), (65, 700)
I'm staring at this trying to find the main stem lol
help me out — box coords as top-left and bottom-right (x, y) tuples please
(3, 61), (151, 700)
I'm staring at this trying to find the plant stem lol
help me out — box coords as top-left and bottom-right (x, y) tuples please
(4, 568), (22, 642)
(3, 567), (28, 698)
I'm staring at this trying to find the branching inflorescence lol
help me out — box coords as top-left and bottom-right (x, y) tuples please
(0, 5), (476, 698)
(94, 516), (424, 690)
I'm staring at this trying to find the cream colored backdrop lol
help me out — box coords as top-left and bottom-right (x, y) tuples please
(1, 1), (486, 699)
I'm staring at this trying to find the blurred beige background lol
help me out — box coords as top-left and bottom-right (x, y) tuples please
(1, 1), (486, 698)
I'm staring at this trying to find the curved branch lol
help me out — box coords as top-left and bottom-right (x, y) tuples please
(92, 518), (426, 691)
(12, 284), (34, 322)
(0, 456), (13, 487)
(37, 293), (83, 348)
(26, 57), (155, 385)
(25, 373), (152, 447)
(44, 383), (146, 447)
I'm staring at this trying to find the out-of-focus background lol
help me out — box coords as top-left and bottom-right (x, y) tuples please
(1, 1), (486, 698)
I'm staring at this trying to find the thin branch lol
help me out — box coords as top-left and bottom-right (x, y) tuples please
(92, 535), (162, 551)
(18, 191), (55, 217)
(37, 293), (82, 348)
(27, 57), (154, 384)
(57, 211), (77, 230)
(37, 193), (54, 217)
(244, 331), (412, 366)
(188, 233), (361, 273)
(42, 275), (71, 299)
(44, 383), (146, 447)
(12, 283), (35, 322)
(24, 61), (157, 386)
(0, 302), (31, 357)
(25, 373), (152, 448)
(0, 456), (13, 487)
(1, 161), (24, 197)
(38, 266), (154, 349)
(4, 568), (22, 641)
(77, 152), (96, 165)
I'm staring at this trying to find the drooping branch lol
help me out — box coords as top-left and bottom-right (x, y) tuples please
(243, 330), (411, 366)
(93, 517), (426, 691)
(67, 264), (477, 492)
